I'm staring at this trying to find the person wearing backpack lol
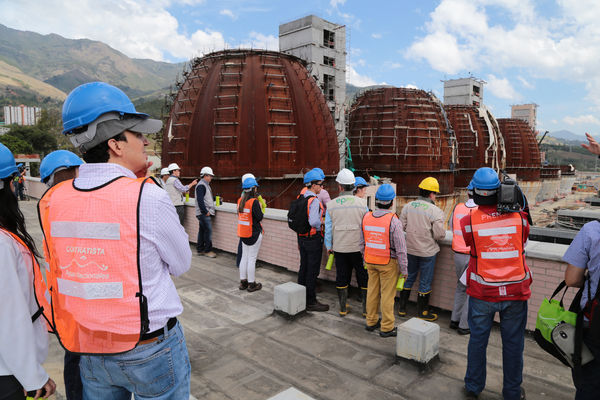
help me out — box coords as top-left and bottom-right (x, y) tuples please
(291, 168), (328, 311)
(564, 220), (600, 399)
(237, 177), (263, 292)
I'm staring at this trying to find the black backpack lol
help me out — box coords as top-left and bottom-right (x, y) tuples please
(287, 195), (313, 234)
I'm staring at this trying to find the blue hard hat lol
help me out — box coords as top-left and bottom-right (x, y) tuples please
(472, 167), (500, 190)
(0, 143), (18, 179)
(375, 184), (395, 201)
(467, 180), (474, 190)
(62, 82), (148, 134)
(355, 176), (369, 187)
(303, 169), (322, 184)
(40, 150), (84, 182)
(312, 167), (326, 180)
(242, 177), (258, 189)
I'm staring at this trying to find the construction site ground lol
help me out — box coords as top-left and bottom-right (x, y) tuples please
(19, 201), (576, 400)
(530, 191), (590, 227)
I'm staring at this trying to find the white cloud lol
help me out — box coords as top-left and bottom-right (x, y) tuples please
(346, 64), (377, 87)
(239, 32), (278, 51)
(563, 115), (600, 126)
(1, 0), (226, 61)
(403, 84), (419, 89)
(383, 61), (403, 69)
(405, 0), (600, 108)
(371, 33), (382, 39)
(330, 0), (346, 7)
(486, 74), (521, 100)
(219, 9), (237, 20)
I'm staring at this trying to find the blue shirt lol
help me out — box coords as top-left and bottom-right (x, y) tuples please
(304, 190), (322, 231)
(563, 221), (600, 309)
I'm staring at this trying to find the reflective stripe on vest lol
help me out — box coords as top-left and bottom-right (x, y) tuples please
(0, 229), (53, 331)
(451, 202), (477, 254)
(237, 198), (256, 238)
(470, 209), (526, 284)
(362, 212), (395, 265)
(38, 176), (151, 354)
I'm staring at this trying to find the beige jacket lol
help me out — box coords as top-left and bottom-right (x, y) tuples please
(400, 197), (446, 257)
(326, 193), (368, 253)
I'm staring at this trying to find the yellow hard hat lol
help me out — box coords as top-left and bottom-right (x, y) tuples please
(418, 177), (440, 193)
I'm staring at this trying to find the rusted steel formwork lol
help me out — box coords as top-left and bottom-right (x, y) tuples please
(444, 105), (505, 187)
(348, 88), (458, 196)
(497, 118), (541, 181)
(162, 49), (339, 208)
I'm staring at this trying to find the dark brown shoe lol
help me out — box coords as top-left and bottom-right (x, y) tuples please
(239, 280), (248, 290)
(306, 301), (329, 312)
(247, 282), (262, 292)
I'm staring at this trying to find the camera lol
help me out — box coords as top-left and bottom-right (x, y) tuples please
(497, 171), (522, 214)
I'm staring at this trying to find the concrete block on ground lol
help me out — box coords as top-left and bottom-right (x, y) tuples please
(396, 317), (439, 364)
(267, 387), (315, 400)
(274, 282), (306, 316)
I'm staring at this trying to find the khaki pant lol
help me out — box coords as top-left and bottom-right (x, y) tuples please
(366, 259), (399, 332)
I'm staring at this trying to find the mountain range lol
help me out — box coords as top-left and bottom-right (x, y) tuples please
(0, 23), (183, 103)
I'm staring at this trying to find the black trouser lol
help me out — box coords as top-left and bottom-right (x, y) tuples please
(236, 238), (243, 268)
(175, 205), (185, 225)
(573, 331), (600, 399)
(298, 235), (323, 304)
(0, 375), (24, 400)
(64, 350), (82, 400)
(334, 251), (368, 288)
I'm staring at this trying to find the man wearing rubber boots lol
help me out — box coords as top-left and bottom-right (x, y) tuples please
(325, 168), (368, 317)
(461, 167), (530, 400)
(398, 177), (445, 321)
(39, 82), (192, 399)
(362, 184), (408, 337)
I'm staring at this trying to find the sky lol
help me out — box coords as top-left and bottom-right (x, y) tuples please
(2, 0), (600, 136)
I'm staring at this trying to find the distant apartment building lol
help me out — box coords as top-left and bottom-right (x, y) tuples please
(4, 105), (41, 126)
(443, 77), (485, 106)
(511, 103), (538, 130)
(279, 15), (347, 165)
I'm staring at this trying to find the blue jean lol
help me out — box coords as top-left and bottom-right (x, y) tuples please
(465, 297), (527, 400)
(79, 322), (190, 400)
(196, 214), (213, 252)
(404, 254), (437, 293)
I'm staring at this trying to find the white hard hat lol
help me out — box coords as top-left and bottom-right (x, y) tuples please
(201, 166), (214, 176)
(160, 168), (170, 176)
(167, 163), (180, 172)
(336, 168), (355, 185)
(242, 173), (255, 183)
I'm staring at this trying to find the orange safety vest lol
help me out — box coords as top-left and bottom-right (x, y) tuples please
(237, 198), (256, 238)
(1, 228), (53, 331)
(466, 209), (531, 301)
(451, 202), (477, 254)
(298, 196), (324, 237)
(38, 176), (152, 354)
(362, 212), (396, 265)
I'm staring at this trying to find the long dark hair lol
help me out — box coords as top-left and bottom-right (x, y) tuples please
(238, 187), (257, 213)
(0, 177), (39, 256)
